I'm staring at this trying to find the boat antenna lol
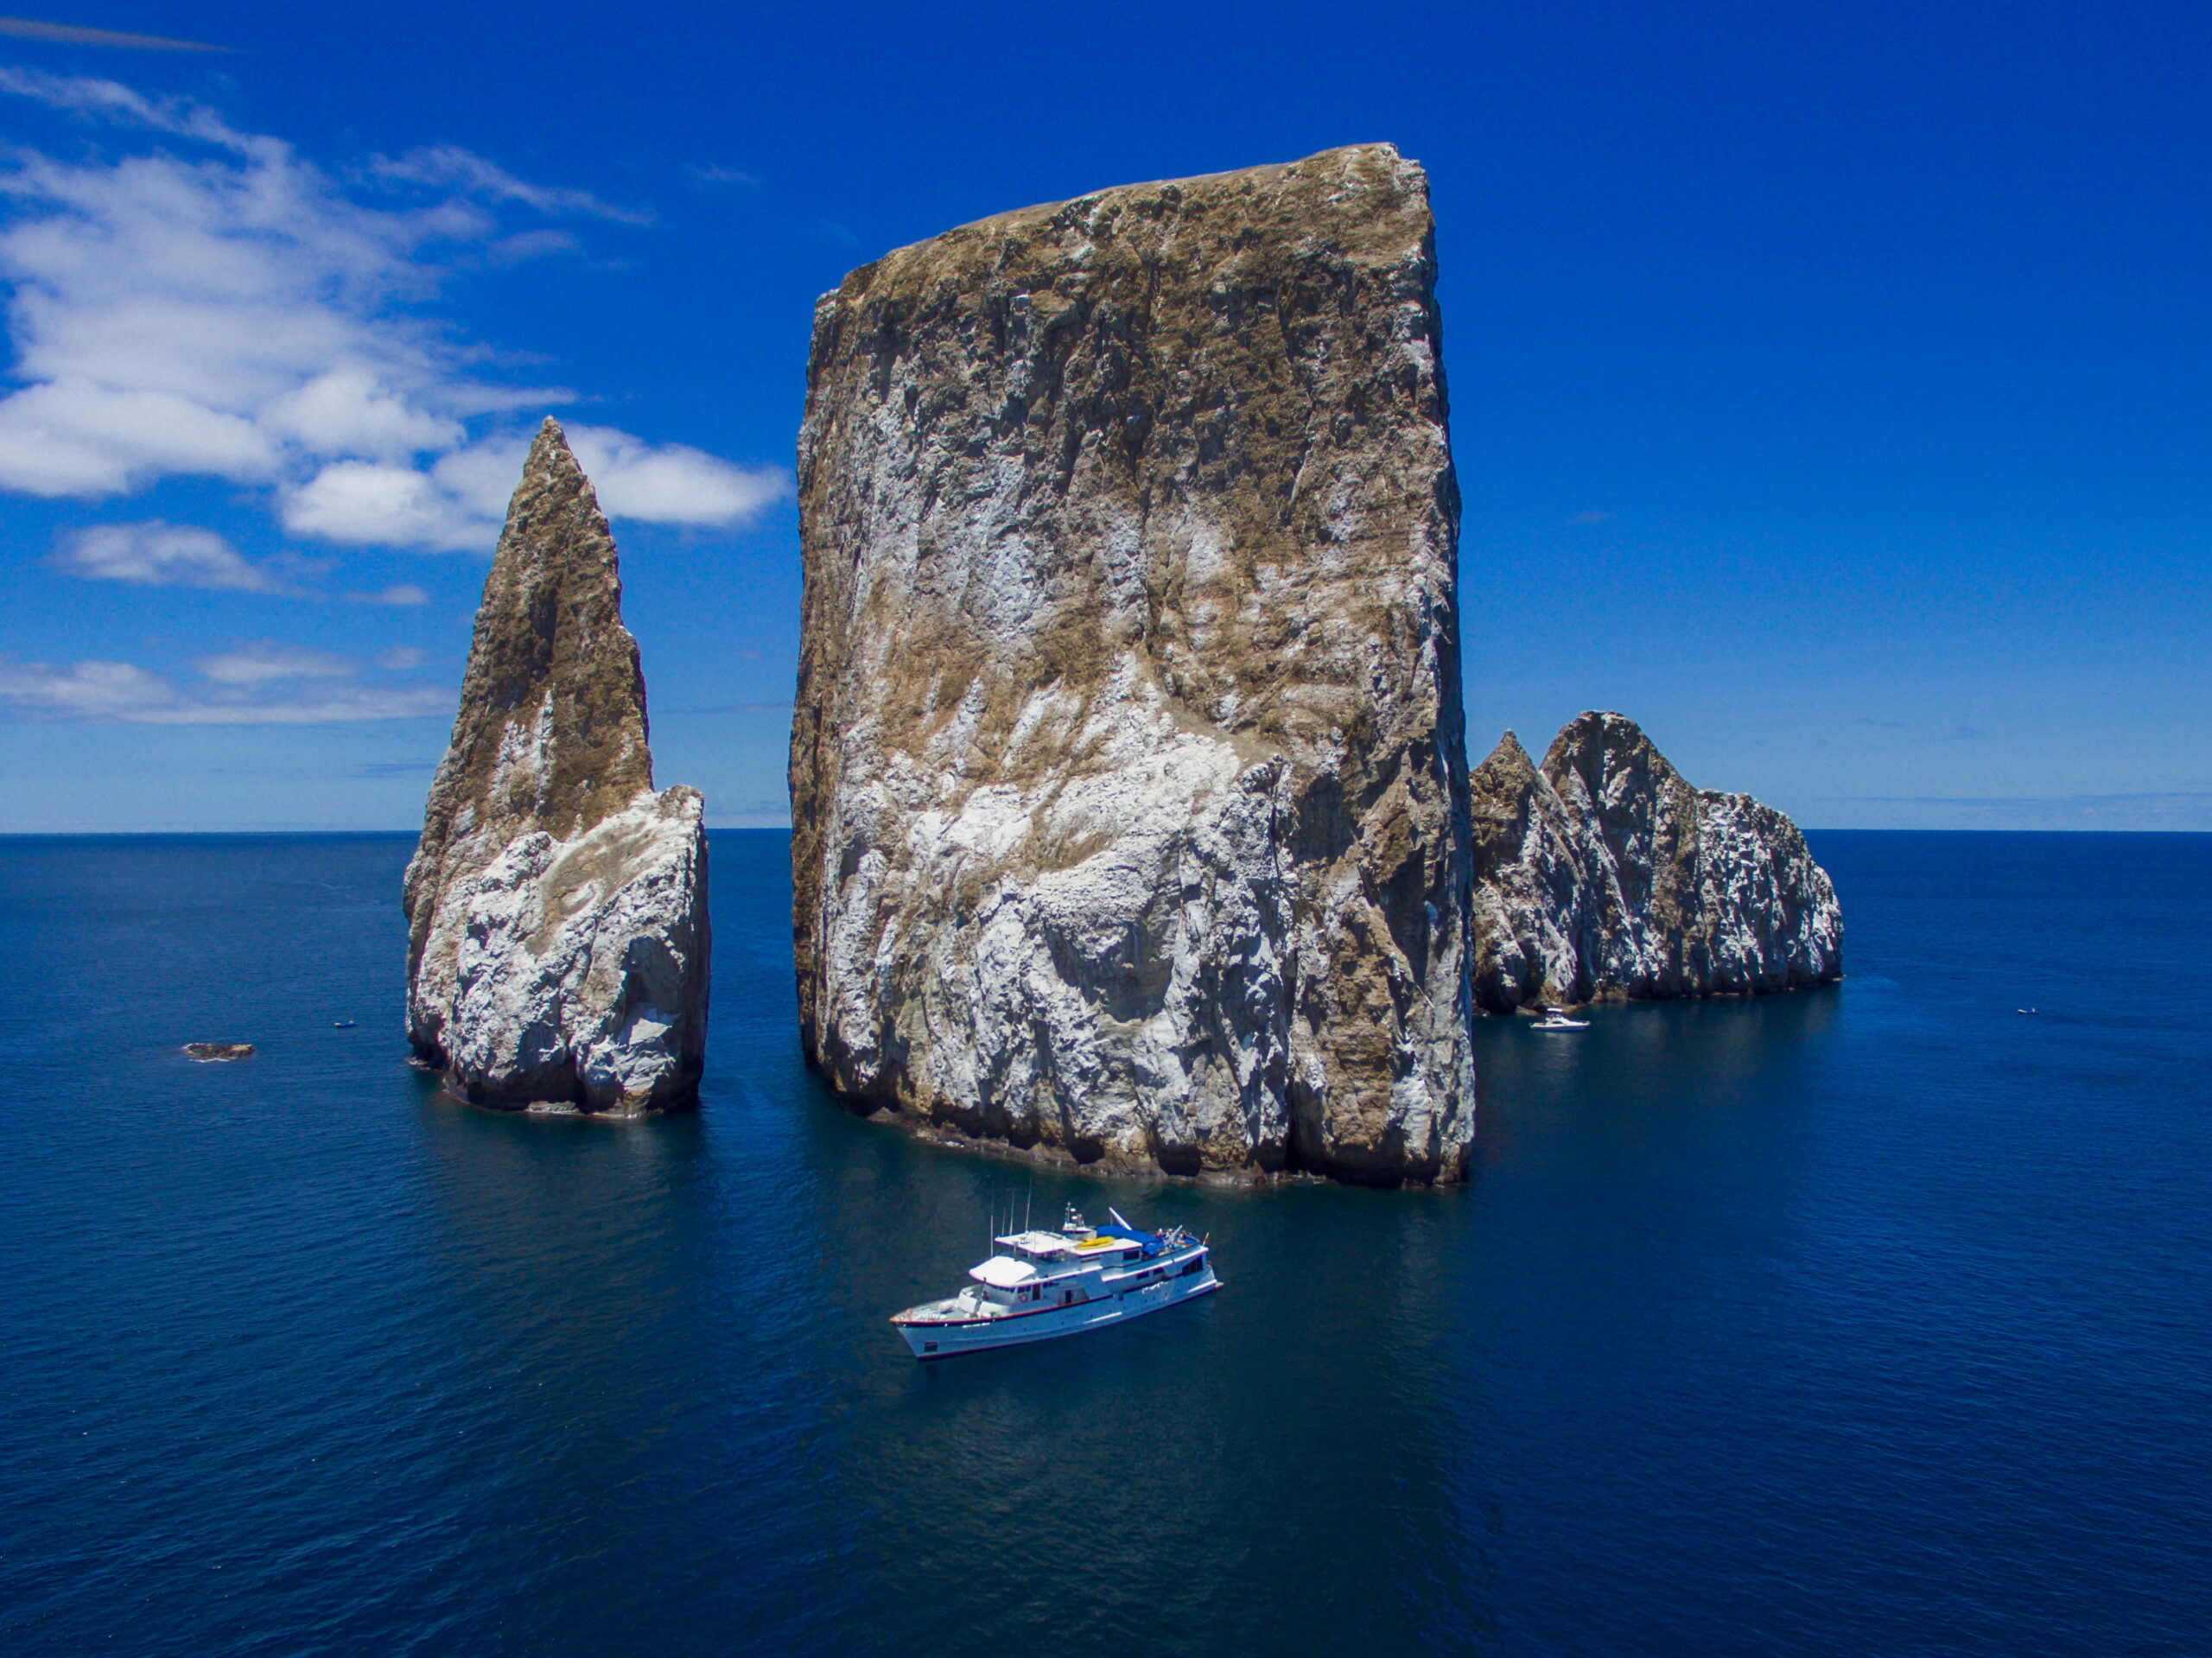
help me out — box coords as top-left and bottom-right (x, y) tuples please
(1025, 1180), (1033, 1234)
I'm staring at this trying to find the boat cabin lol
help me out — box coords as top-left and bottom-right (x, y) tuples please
(960, 1223), (1173, 1312)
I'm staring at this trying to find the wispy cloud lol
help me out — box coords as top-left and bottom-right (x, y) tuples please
(0, 66), (254, 147)
(346, 582), (428, 607)
(0, 73), (791, 553)
(53, 519), (280, 590)
(195, 641), (355, 684)
(0, 17), (229, 52)
(0, 639), (451, 723)
(685, 162), (761, 194)
(370, 145), (650, 226)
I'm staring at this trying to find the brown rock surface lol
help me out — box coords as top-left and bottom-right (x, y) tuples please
(404, 419), (709, 1112)
(1469, 712), (1843, 1009)
(791, 144), (1474, 1183)
(183, 1042), (254, 1062)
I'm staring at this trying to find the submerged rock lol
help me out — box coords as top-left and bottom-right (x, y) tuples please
(403, 419), (709, 1114)
(183, 1042), (254, 1062)
(790, 144), (1474, 1185)
(1469, 712), (1842, 1010)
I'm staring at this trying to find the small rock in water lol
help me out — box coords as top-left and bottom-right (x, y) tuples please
(184, 1043), (254, 1062)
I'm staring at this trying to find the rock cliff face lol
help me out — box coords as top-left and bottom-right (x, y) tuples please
(790, 144), (1474, 1185)
(404, 418), (709, 1113)
(1468, 712), (1841, 1010)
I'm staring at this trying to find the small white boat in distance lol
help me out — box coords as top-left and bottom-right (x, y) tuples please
(1533, 1006), (1590, 1031)
(892, 1204), (1219, 1359)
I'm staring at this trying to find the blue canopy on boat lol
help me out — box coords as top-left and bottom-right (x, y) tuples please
(1096, 1223), (1164, 1255)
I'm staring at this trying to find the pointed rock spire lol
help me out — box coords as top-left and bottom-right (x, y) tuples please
(404, 417), (709, 1113)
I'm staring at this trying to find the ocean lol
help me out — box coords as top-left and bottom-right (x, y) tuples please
(0, 829), (2204, 1654)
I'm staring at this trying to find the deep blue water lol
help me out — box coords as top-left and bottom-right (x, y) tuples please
(0, 829), (2205, 1655)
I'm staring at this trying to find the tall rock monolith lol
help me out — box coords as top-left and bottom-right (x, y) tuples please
(404, 418), (709, 1113)
(790, 144), (1474, 1184)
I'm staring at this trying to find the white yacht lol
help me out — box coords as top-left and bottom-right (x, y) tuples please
(1533, 1005), (1589, 1030)
(892, 1205), (1219, 1359)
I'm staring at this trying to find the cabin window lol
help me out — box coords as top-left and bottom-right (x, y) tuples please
(1180, 1258), (1202, 1277)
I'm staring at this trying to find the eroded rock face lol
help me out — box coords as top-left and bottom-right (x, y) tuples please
(791, 144), (1474, 1184)
(1469, 713), (1841, 1010)
(404, 418), (709, 1113)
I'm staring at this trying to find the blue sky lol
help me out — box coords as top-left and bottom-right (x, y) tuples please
(0, 2), (2204, 831)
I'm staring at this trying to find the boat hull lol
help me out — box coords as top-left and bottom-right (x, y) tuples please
(895, 1265), (1220, 1359)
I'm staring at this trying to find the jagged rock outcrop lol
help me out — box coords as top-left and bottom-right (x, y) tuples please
(404, 418), (709, 1113)
(183, 1043), (254, 1062)
(1469, 712), (1841, 1010)
(790, 144), (1474, 1185)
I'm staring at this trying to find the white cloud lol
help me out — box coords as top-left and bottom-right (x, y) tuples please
(684, 163), (762, 193)
(371, 146), (650, 225)
(0, 379), (275, 495)
(0, 655), (177, 718)
(0, 67), (250, 148)
(156, 683), (453, 723)
(398, 423), (792, 542)
(259, 365), (464, 461)
(0, 641), (452, 723)
(54, 519), (276, 590)
(195, 641), (356, 684)
(283, 460), (486, 551)
(0, 73), (788, 554)
(424, 439), (530, 523)
(375, 645), (425, 670)
(566, 425), (791, 524)
(346, 582), (429, 606)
